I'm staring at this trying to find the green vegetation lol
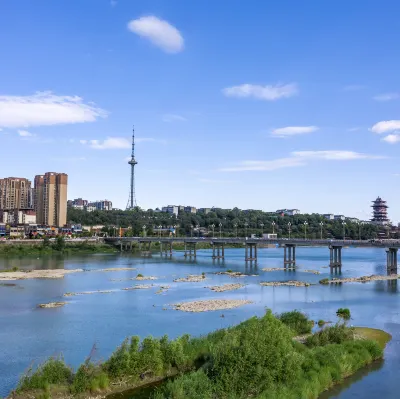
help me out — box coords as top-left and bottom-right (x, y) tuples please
(0, 239), (117, 257)
(319, 278), (330, 285)
(67, 206), (382, 239)
(14, 310), (386, 399)
(137, 273), (144, 278)
(277, 310), (314, 335)
(318, 319), (326, 327)
(336, 308), (351, 320)
(354, 327), (392, 349)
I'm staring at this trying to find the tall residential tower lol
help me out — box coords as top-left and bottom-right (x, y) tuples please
(34, 172), (68, 226)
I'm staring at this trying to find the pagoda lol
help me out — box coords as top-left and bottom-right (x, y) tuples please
(371, 197), (390, 225)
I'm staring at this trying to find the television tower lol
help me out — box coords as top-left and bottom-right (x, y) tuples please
(126, 126), (138, 210)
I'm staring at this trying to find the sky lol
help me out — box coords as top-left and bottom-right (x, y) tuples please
(1, 0), (400, 221)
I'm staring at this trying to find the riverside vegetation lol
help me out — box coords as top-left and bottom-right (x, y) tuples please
(0, 237), (116, 256)
(10, 309), (390, 399)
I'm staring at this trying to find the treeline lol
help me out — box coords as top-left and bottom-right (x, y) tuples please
(14, 310), (384, 399)
(67, 207), (382, 239)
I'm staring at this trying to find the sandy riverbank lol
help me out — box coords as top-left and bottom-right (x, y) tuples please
(122, 284), (154, 290)
(174, 299), (252, 312)
(321, 274), (400, 284)
(174, 274), (206, 282)
(260, 280), (312, 287)
(38, 302), (67, 308)
(262, 267), (320, 274)
(209, 283), (244, 292)
(215, 271), (257, 278)
(0, 269), (83, 281)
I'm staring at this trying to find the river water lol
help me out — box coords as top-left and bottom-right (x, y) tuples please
(0, 247), (400, 398)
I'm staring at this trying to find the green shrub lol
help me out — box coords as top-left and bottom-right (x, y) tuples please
(318, 320), (326, 327)
(137, 273), (144, 278)
(319, 278), (329, 285)
(305, 324), (354, 347)
(278, 311), (313, 335)
(336, 308), (351, 320)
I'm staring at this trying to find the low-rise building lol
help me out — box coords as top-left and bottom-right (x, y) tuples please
(263, 233), (278, 239)
(346, 217), (360, 223)
(184, 206), (197, 214)
(276, 209), (300, 216)
(88, 200), (113, 211)
(323, 214), (334, 220)
(162, 205), (179, 217)
(198, 208), (211, 214)
(334, 215), (345, 221)
(0, 223), (6, 236)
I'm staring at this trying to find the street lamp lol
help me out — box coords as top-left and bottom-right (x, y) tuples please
(244, 222), (248, 238)
(190, 225), (194, 238)
(210, 224), (215, 238)
(272, 221), (276, 234)
(173, 225), (178, 237)
(342, 222), (346, 240)
(142, 225), (146, 237)
(319, 222), (323, 240)
(260, 223), (264, 237)
(158, 225), (162, 238)
(356, 221), (361, 240)
(234, 223), (238, 238)
(288, 222), (291, 239)
(219, 222), (222, 238)
(196, 224), (200, 238)
(303, 221), (308, 240)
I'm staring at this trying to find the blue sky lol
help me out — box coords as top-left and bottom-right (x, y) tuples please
(1, 0), (400, 221)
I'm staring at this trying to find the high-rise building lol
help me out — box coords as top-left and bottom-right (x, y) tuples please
(34, 172), (68, 227)
(371, 196), (390, 225)
(0, 177), (33, 211)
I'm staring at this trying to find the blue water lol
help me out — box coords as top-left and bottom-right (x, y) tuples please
(1, 247), (400, 397)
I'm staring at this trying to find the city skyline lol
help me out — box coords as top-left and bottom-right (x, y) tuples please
(1, 1), (400, 221)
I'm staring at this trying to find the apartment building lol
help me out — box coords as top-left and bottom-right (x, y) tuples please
(34, 172), (68, 227)
(0, 177), (33, 211)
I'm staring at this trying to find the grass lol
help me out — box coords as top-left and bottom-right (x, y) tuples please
(319, 278), (330, 285)
(354, 327), (392, 349)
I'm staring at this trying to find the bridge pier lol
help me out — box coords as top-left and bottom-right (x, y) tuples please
(386, 248), (398, 272)
(245, 242), (257, 262)
(184, 241), (197, 258)
(329, 245), (342, 272)
(160, 241), (173, 257)
(212, 241), (225, 259)
(139, 241), (152, 257)
(283, 244), (296, 267)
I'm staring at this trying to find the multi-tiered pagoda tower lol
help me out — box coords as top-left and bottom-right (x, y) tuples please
(371, 197), (390, 225)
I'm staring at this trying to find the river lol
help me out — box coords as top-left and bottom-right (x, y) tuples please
(0, 246), (399, 398)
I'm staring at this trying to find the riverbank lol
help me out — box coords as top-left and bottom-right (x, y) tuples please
(319, 274), (400, 285)
(9, 310), (389, 399)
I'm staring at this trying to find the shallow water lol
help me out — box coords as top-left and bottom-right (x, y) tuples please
(1, 247), (400, 398)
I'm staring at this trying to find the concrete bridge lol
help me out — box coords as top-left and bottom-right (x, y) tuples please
(104, 237), (400, 272)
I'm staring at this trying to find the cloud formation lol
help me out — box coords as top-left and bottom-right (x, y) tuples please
(222, 83), (298, 101)
(370, 120), (400, 134)
(271, 126), (318, 137)
(0, 92), (107, 128)
(220, 150), (384, 172)
(382, 134), (400, 144)
(127, 16), (184, 53)
(162, 113), (187, 122)
(17, 130), (34, 137)
(373, 93), (399, 101)
(81, 136), (156, 149)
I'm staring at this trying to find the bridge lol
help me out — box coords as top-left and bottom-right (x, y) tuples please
(104, 237), (400, 272)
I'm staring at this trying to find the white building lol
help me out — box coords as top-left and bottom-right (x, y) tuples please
(162, 205), (179, 217)
(334, 215), (345, 221)
(276, 209), (300, 216)
(323, 214), (334, 220)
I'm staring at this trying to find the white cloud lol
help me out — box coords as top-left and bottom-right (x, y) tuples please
(220, 150), (384, 172)
(373, 93), (399, 102)
(370, 120), (400, 134)
(17, 130), (34, 137)
(127, 16), (184, 53)
(382, 134), (400, 144)
(271, 126), (318, 137)
(347, 127), (360, 132)
(342, 85), (365, 91)
(222, 83), (298, 101)
(0, 92), (107, 128)
(82, 136), (157, 149)
(162, 113), (187, 122)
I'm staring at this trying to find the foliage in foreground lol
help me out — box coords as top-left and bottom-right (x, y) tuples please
(15, 311), (383, 399)
(336, 307), (351, 320)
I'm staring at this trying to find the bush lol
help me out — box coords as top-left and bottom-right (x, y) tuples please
(17, 357), (73, 391)
(318, 320), (326, 327)
(336, 308), (351, 320)
(305, 324), (354, 347)
(319, 278), (329, 285)
(278, 311), (313, 335)
(137, 273), (144, 278)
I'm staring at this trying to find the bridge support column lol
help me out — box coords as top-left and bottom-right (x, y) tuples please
(212, 242), (225, 259)
(184, 242), (197, 258)
(283, 244), (296, 267)
(139, 241), (152, 257)
(386, 248), (398, 272)
(329, 245), (342, 272)
(160, 241), (173, 257)
(245, 243), (257, 262)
